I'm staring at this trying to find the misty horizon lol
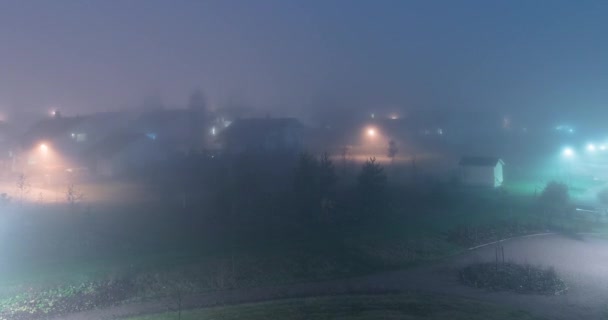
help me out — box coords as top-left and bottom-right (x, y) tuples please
(1, 0), (607, 119)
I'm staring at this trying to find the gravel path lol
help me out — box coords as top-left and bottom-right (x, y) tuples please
(51, 234), (608, 320)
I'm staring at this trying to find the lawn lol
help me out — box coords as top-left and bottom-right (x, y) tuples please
(1, 177), (602, 319)
(126, 294), (544, 320)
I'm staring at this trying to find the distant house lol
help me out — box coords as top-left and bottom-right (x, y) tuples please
(133, 109), (202, 154)
(459, 156), (504, 188)
(67, 112), (131, 145)
(88, 132), (164, 177)
(18, 116), (85, 172)
(18, 113), (135, 173)
(219, 118), (303, 154)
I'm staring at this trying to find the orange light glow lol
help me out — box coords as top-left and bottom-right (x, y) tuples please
(40, 144), (49, 153)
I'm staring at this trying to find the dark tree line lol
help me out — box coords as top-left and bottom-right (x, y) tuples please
(206, 151), (390, 232)
(292, 153), (388, 225)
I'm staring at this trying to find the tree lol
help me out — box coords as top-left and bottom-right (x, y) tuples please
(188, 89), (207, 113)
(188, 89), (208, 150)
(340, 145), (350, 175)
(540, 181), (569, 207)
(357, 157), (388, 217)
(66, 183), (85, 209)
(293, 153), (319, 221)
(318, 152), (337, 196)
(292, 152), (339, 224)
(539, 181), (569, 223)
(318, 152), (337, 221)
(387, 139), (398, 164)
(16, 173), (30, 204)
(597, 188), (608, 206)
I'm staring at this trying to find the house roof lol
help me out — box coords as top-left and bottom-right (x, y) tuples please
(220, 118), (302, 141)
(88, 131), (149, 158)
(459, 156), (504, 167)
(21, 117), (84, 147)
(221, 118), (302, 139)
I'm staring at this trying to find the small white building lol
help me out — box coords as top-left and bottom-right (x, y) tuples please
(459, 156), (504, 188)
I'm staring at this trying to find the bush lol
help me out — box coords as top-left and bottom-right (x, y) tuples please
(598, 188), (608, 205)
(539, 181), (569, 208)
(539, 181), (570, 222)
(459, 262), (567, 295)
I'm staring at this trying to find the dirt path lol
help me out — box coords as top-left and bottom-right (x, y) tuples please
(52, 234), (608, 320)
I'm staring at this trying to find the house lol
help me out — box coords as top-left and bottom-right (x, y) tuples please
(219, 118), (303, 154)
(67, 112), (131, 145)
(133, 109), (203, 154)
(88, 131), (165, 177)
(18, 116), (85, 172)
(459, 156), (504, 188)
(17, 112), (134, 173)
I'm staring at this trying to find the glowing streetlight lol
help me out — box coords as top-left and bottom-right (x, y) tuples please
(562, 147), (574, 158)
(587, 143), (596, 152)
(40, 143), (49, 154)
(367, 128), (376, 137)
(600, 145), (606, 151)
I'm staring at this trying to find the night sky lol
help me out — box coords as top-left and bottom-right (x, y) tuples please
(1, 0), (607, 118)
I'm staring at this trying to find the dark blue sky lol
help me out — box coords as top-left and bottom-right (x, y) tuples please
(1, 0), (607, 118)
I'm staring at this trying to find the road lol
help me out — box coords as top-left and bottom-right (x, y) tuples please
(50, 233), (608, 320)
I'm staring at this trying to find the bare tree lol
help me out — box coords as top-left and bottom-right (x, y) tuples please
(387, 139), (398, 164)
(166, 278), (195, 320)
(66, 183), (85, 209)
(169, 285), (184, 320)
(340, 145), (350, 175)
(16, 173), (30, 204)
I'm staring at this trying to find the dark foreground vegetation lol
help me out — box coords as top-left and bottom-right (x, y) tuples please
(0, 152), (595, 318)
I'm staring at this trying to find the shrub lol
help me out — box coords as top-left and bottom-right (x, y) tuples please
(459, 262), (567, 295)
(597, 188), (608, 205)
(539, 181), (569, 208)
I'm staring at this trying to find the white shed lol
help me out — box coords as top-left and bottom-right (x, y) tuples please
(459, 156), (504, 188)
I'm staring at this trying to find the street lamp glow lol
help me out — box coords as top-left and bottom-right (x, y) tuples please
(601, 145), (607, 151)
(367, 128), (376, 137)
(562, 147), (574, 157)
(587, 143), (596, 152)
(40, 144), (49, 154)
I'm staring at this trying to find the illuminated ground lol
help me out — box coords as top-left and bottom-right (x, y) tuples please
(0, 179), (157, 205)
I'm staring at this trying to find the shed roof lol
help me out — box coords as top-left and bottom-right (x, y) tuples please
(459, 156), (504, 167)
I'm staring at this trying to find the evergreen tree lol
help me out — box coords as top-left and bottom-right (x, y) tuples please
(357, 157), (388, 217)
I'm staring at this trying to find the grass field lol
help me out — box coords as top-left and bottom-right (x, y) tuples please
(126, 294), (544, 320)
(2, 170), (605, 319)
